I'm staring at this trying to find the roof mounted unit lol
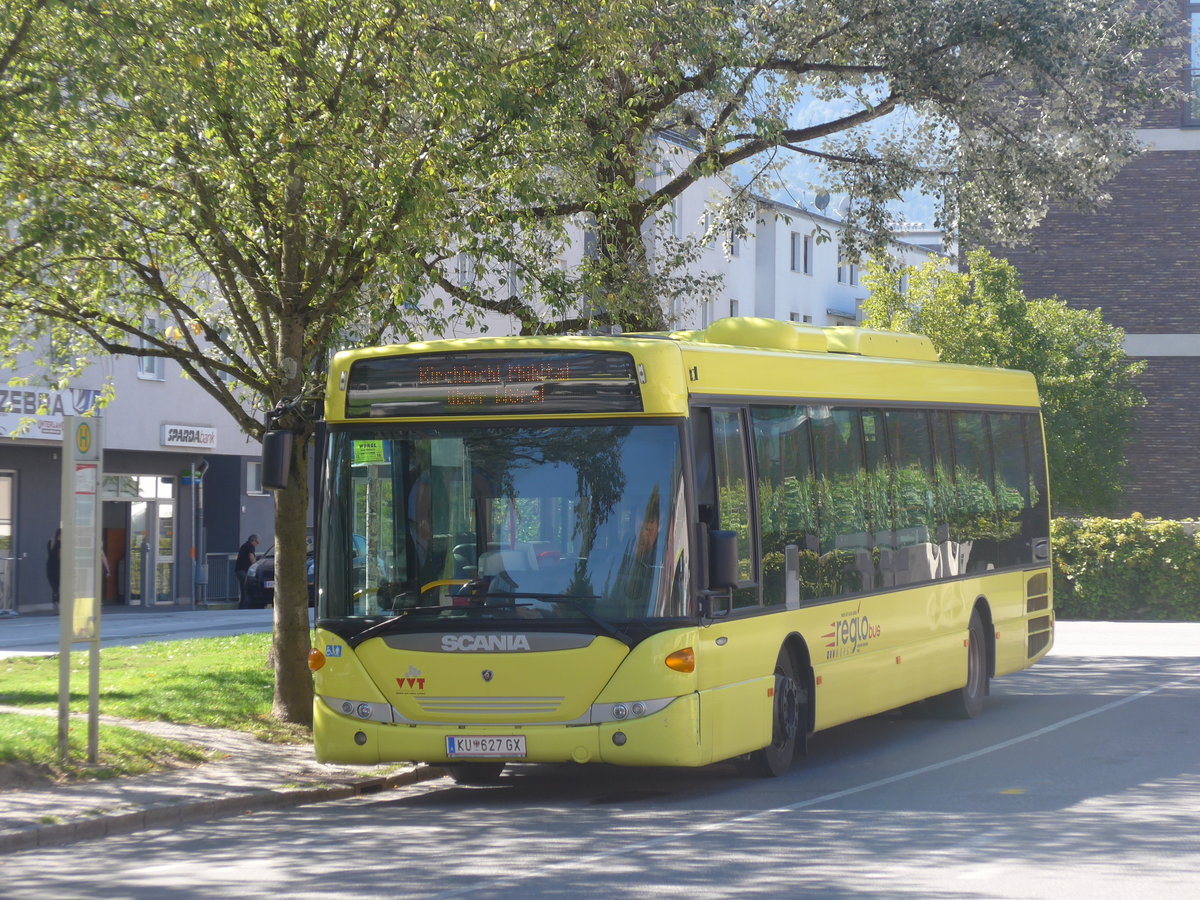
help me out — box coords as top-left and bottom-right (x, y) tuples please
(698, 317), (827, 352)
(689, 317), (939, 362)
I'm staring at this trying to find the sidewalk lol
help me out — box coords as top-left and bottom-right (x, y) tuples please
(0, 707), (444, 854)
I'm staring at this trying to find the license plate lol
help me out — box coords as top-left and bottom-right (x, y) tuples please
(263, 580), (275, 588)
(446, 735), (527, 758)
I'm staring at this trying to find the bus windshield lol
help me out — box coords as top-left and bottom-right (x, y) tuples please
(318, 421), (690, 624)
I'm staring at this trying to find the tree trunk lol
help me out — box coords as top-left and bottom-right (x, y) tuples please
(270, 423), (314, 726)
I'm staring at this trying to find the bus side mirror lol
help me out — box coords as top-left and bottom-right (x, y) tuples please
(261, 430), (293, 491)
(708, 530), (739, 590)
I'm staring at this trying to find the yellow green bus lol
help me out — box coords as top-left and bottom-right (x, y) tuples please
(306, 317), (1052, 781)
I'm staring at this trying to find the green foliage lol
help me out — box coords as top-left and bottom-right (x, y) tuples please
(862, 249), (1144, 513)
(1, 0), (608, 724)
(1052, 516), (1200, 621)
(544, 0), (1177, 330)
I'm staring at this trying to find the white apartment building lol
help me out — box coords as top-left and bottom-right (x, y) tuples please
(445, 149), (945, 337)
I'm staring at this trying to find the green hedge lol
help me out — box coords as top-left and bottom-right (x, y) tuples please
(1051, 515), (1200, 621)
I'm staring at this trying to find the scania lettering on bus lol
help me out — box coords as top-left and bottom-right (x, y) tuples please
(441, 634), (532, 652)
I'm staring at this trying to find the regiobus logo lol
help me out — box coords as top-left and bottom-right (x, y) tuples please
(824, 609), (881, 660)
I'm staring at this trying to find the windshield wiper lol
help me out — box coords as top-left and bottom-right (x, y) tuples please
(347, 585), (633, 648)
(346, 603), (494, 647)
(487, 592), (633, 646)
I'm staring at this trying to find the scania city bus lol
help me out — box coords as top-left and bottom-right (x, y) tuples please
(301, 317), (1052, 781)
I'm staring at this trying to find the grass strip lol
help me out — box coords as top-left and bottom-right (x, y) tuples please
(0, 713), (214, 786)
(0, 632), (309, 743)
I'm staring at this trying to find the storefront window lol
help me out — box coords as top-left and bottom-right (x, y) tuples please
(102, 475), (176, 501)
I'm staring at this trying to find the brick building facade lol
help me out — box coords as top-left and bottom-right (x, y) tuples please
(992, 3), (1200, 518)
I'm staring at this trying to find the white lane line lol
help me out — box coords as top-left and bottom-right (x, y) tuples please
(429, 674), (1200, 899)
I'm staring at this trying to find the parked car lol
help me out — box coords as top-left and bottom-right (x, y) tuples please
(243, 533), (374, 607)
(242, 547), (315, 608)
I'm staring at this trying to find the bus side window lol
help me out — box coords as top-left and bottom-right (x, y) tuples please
(691, 407), (716, 526)
(884, 409), (939, 587)
(930, 410), (956, 579)
(990, 412), (1032, 568)
(710, 407), (759, 608)
(751, 405), (820, 606)
(950, 411), (997, 573)
(1023, 415), (1051, 563)
(811, 406), (867, 597)
(861, 408), (892, 590)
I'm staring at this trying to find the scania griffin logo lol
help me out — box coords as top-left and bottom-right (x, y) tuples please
(441, 634), (531, 652)
(481, 670), (494, 682)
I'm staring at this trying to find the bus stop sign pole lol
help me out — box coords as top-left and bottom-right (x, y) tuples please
(58, 415), (103, 765)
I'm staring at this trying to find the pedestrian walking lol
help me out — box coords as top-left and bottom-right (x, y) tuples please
(235, 534), (259, 609)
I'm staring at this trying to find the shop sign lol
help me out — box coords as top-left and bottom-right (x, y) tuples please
(160, 424), (217, 448)
(0, 386), (102, 442)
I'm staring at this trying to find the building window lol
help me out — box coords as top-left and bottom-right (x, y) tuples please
(138, 315), (164, 381)
(1189, 6), (1200, 124)
(729, 298), (739, 318)
(671, 197), (684, 239)
(455, 252), (476, 287)
(506, 261), (522, 300)
(791, 232), (813, 274)
(836, 248), (847, 284)
(803, 315), (813, 324)
(789, 312), (800, 322)
(246, 461), (267, 496)
(729, 229), (740, 257)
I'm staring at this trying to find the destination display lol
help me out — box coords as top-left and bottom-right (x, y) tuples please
(346, 350), (643, 417)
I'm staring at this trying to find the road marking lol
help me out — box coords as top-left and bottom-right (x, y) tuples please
(429, 673), (1200, 899)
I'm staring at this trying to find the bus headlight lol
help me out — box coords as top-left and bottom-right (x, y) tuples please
(591, 696), (675, 724)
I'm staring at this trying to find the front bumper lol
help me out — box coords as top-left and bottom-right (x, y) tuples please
(313, 690), (704, 768)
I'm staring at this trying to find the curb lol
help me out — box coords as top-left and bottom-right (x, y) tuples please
(0, 765), (446, 855)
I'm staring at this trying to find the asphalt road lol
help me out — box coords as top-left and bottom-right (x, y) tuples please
(1, 621), (1198, 899)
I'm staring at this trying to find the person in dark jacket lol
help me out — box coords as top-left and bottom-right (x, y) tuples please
(235, 534), (259, 608)
(47, 528), (61, 614)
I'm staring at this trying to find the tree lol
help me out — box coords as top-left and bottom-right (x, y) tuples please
(861, 249), (1145, 513)
(0, 1), (48, 114)
(444, 0), (1178, 332)
(0, 0), (1178, 718)
(0, 0), (605, 724)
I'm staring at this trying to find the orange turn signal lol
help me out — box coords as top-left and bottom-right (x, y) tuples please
(664, 648), (695, 673)
(308, 648), (326, 671)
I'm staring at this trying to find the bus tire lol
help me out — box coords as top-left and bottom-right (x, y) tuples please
(931, 609), (988, 719)
(446, 762), (506, 785)
(738, 648), (802, 778)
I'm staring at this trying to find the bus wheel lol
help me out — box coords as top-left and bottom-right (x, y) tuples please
(738, 649), (802, 778)
(446, 762), (506, 785)
(932, 609), (989, 719)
